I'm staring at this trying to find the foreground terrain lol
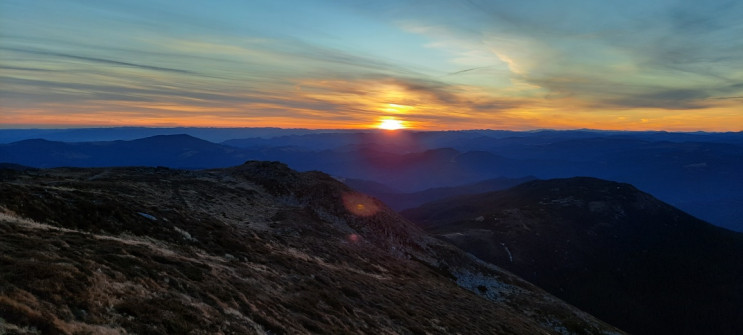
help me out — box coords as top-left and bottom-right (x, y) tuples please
(0, 163), (620, 334)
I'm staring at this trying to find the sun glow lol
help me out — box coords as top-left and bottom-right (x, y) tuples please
(377, 118), (406, 130)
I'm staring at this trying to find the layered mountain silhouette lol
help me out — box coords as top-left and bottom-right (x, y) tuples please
(0, 163), (621, 334)
(2, 129), (741, 231)
(403, 177), (743, 335)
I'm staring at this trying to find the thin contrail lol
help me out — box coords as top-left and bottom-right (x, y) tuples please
(444, 66), (492, 76)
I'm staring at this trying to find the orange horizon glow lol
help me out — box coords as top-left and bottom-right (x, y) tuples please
(2, 110), (743, 132)
(1, 76), (742, 132)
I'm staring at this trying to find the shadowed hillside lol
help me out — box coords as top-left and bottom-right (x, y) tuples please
(403, 177), (743, 335)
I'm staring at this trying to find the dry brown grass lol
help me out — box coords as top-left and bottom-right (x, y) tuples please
(0, 164), (623, 334)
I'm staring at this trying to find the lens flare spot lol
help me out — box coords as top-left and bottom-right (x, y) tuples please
(342, 192), (380, 216)
(348, 234), (360, 243)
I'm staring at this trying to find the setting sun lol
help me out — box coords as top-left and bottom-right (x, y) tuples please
(377, 118), (405, 130)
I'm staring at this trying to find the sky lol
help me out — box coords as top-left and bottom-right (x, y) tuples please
(1, 0), (742, 131)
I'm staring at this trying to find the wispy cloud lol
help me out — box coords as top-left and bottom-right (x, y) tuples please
(1, 46), (197, 75)
(396, 0), (743, 111)
(1, 0), (741, 130)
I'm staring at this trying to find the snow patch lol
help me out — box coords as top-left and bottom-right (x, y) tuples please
(452, 269), (522, 302)
(173, 226), (197, 242)
(137, 212), (157, 221)
(500, 243), (513, 263)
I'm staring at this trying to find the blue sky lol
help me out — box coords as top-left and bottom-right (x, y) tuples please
(1, 0), (742, 130)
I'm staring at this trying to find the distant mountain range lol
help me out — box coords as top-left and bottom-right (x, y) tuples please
(1, 128), (741, 231)
(0, 162), (622, 334)
(0, 127), (344, 144)
(0, 134), (246, 169)
(403, 177), (743, 335)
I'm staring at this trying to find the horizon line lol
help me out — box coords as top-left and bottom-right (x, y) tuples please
(0, 126), (741, 134)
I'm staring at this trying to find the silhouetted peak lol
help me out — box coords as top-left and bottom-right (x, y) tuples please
(131, 133), (211, 145)
(0, 163), (35, 171)
(8, 138), (63, 146)
(228, 161), (301, 195)
(513, 177), (641, 198)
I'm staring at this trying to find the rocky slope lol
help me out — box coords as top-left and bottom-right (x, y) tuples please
(403, 177), (743, 335)
(0, 163), (621, 334)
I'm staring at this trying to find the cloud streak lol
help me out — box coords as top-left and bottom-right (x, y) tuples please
(403, 0), (743, 110)
(0, 0), (741, 130)
(1, 47), (197, 75)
